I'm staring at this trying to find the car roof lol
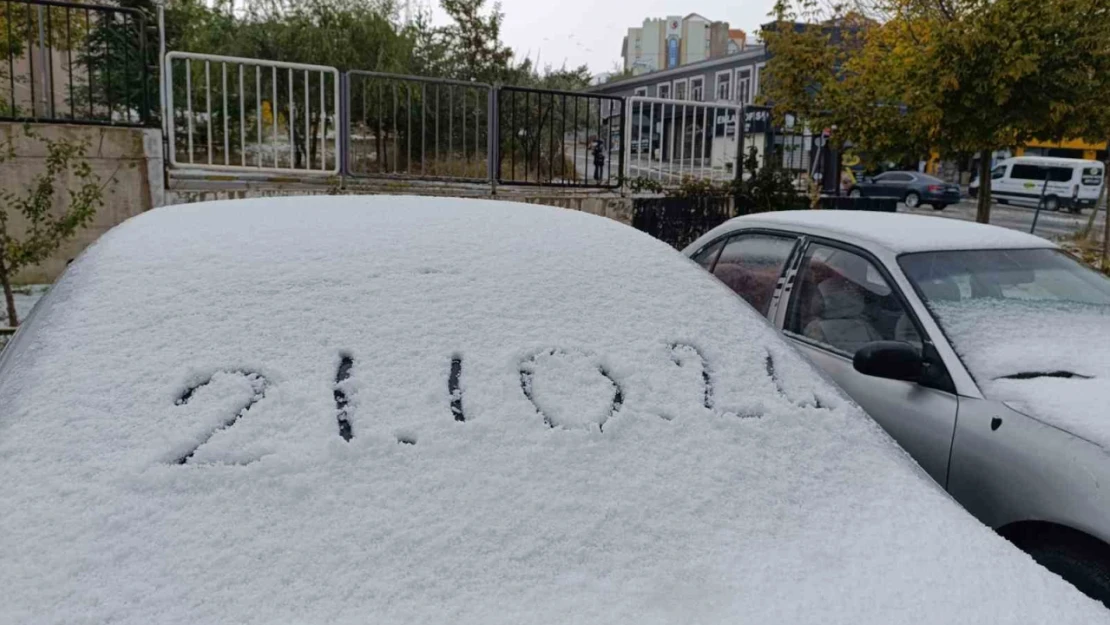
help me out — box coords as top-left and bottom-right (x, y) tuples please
(1007, 156), (1104, 167)
(0, 196), (1103, 623)
(703, 210), (1057, 255)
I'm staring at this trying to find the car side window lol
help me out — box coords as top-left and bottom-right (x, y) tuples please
(991, 165), (1006, 179)
(786, 243), (922, 355)
(879, 172), (911, 183)
(691, 238), (726, 270)
(711, 234), (798, 316)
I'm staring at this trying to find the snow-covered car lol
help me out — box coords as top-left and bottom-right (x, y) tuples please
(684, 210), (1110, 606)
(0, 197), (1106, 624)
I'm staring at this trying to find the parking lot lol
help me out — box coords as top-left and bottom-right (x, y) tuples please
(901, 199), (1106, 241)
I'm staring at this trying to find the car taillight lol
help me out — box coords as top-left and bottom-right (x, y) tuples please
(928, 185), (942, 192)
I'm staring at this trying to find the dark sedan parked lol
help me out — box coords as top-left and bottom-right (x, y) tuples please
(848, 171), (962, 210)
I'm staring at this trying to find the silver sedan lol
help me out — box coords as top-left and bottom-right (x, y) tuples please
(685, 210), (1110, 606)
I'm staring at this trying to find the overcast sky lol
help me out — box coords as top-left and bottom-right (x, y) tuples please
(426, 0), (779, 75)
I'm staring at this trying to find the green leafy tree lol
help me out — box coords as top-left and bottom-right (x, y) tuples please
(764, 0), (1110, 223)
(0, 127), (109, 326)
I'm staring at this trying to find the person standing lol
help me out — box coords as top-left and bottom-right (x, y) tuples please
(592, 138), (606, 182)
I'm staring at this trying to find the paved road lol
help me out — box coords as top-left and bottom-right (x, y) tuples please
(898, 200), (1104, 241)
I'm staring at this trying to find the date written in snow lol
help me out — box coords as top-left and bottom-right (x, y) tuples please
(171, 344), (797, 465)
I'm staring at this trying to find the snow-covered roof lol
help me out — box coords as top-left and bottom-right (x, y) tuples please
(0, 196), (1104, 624)
(722, 210), (1056, 254)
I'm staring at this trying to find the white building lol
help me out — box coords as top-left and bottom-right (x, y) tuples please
(621, 14), (741, 76)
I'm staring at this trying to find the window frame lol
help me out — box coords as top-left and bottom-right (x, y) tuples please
(692, 229), (802, 317)
(753, 62), (767, 98)
(714, 70), (732, 102)
(633, 86), (648, 97)
(657, 82), (672, 99)
(877, 172), (913, 183)
(735, 67), (753, 105)
(689, 76), (705, 101)
(783, 236), (929, 360)
(1010, 163), (1044, 181)
(672, 78), (689, 101)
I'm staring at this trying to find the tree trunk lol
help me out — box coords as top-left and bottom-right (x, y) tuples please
(1102, 169), (1110, 272)
(976, 149), (992, 224)
(0, 251), (18, 328)
(1084, 143), (1110, 242)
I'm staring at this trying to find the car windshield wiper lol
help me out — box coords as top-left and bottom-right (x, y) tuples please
(996, 370), (1092, 380)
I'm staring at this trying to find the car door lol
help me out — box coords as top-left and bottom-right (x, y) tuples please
(776, 239), (959, 486)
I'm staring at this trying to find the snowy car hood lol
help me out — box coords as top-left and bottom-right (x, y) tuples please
(0, 197), (1104, 624)
(931, 299), (1110, 448)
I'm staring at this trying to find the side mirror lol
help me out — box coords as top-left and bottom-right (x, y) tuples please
(853, 341), (923, 382)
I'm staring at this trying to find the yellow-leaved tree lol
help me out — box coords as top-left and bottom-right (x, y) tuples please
(763, 0), (1110, 223)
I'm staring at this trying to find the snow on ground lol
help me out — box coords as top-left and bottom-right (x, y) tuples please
(0, 284), (48, 327)
(0, 197), (1106, 624)
(0, 285), (48, 353)
(931, 298), (1110, 448)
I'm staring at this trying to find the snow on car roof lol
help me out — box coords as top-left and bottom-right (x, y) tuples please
(716, 210), (1056, 254)
(0, 196), (1103, 624)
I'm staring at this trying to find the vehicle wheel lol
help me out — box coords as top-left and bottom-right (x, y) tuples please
(849, 188), (862, 198)
(969, 186), (979, 199)
(904, 192), (920, 209)
(1008, 527), (1110, 608)
(931, 203), (947, 211)
(998, 199), (1010, 205)
(1043, 195), (1060, 212)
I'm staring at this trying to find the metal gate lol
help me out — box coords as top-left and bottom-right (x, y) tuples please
(164, 51), (341, 174)
(496, 86), (624, 188)
(343, 72), (494, 182)
(623, 95), (744, 186)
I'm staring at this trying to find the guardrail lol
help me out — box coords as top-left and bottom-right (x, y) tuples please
(344, 71), (493, 182)
(158, 51), (809, 191)
(497, 87), (624, 188)
(164, 51), (340, 174)
(2, 0), (152, 126)
(624, 96), (744, 186)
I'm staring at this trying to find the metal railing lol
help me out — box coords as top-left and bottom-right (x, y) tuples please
(344, 71), (493, 182)
(743, 106), (812, 186)
(624, 96), (744, 186)
(164, 51), (340, 174)
(497, 86), (624, 188)
(2, 0), (152, 125)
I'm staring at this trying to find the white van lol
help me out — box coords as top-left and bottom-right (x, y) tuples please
(970, 156), (1105, 213)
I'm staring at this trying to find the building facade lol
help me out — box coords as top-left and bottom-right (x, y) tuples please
(621, 14), (745, 76)
(600, 46), (768, 106)
(593, 47), (819, 181)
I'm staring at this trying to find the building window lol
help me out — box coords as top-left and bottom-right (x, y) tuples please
(673, 78), (688, 101)
(714, 70), (732, 102)
(633, 87), (648, 97)
(754, 62), (767, 98)
(690, 76), (704, 101)
(736, 68), (752, 105)
(657, 83), (671, 99)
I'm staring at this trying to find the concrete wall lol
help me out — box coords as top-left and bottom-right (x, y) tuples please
(2, 122), (163, 284)
(167, 178), (635, 226)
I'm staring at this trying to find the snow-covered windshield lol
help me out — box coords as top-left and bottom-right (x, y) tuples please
(899, 248), (1110, 308)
